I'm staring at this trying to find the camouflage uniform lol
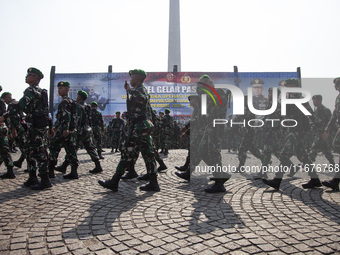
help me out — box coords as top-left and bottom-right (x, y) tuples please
(162, 111), (174, 154)
(49, 95), (78, 177)
(6, 100), (28, 168)
(309, 104), (334, 165)
(237, 105), (263, 169)
(109, 117), (124, 151)
(0, 98), (14, 176)
(91, 107), (105, 156)
(117, 82), (155, 176)
(153, 114), (161, 150)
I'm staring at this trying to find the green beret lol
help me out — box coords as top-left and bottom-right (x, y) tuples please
(57, 81), (70, 88)
(129, 69), (147, 79)
(228, 114), (233, 118)
(116, 111), (121, 114)
(250, 78), (264, 88)
(285, 78), (300, 86)
(159, 111), (164, 114)
(91, 101), (98, 106)
(27, 67), (44, 79)
(1, 92), (11, 99)
(333, 77), (340, 85)
(165, 109), (170, 114)
(153, 110), (157, 113)
(312, 95), (322, 100)
(77, 90), (88, 100)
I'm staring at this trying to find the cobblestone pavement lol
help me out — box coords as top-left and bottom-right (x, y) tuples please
(0, 149), (339, 255)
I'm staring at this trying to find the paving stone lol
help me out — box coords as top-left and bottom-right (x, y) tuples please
(0, 150), (338, 254)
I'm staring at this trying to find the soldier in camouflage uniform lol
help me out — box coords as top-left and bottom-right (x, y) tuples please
(263, 78), (322, 190)
(98, 69), (159, 192)
(91, 102), (105, 159)
(162, 108), (174, 155)
(152, 110), (161, 151)
(255, 88), (283, 179)
(321, 77), (340, 191)
(1, 68), (51, 189)
(1, 93), (28, 171)
(176, 75), (230, 192)
(0, 88), (15, 179)
(48, 81), (79, 179)
(55, 90), (103, 175)
(236, 95), (264, 172)
(109, 111), (124, 153)
(308, 95), (335, 166)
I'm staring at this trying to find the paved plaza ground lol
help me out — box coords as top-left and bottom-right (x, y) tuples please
(0, 149), (339, 254)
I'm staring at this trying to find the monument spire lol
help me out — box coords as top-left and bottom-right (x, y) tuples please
(168, 0), (181, 72)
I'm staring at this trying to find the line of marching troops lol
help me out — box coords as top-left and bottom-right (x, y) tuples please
(174, 76), (340, 192)
(0, 68), (339, 193)
(103, 110), (184, 155)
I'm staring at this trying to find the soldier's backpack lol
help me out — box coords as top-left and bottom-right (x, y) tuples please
(68, 99), (78, 131)
(32, 88), (51, 129)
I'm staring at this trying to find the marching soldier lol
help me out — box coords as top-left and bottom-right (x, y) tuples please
(91, 101), (105, 159)
(109, 111), (124, 153)
(176, 75), (230, 192)
(308, 95), (335, 166)
(321, 77), (340, 191)
(263, 78), (321, 190)
(55, 90), (103, 175)
(1, 93), (28, 171)
(1, 68), (51, 189)
(162, 108), (174, 155)
(48, 81), (79, 179)
(236, 95), (264, 172)
(0, 89), (15, 179)
(98, 69), (160, 192)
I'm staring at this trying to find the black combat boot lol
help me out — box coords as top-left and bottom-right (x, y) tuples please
(98, 173), (121, 191)
(63, 165), (79, 179)
(48, 161), (55, 178)
(205, 179), (228, 193)
(322, 178), (340, 191)
(157, 160), (167, 172)
(175, 168), (190, 181)
(137, 174), (150, 181)
(262, 178), (282, 190)
(55, 161), (69, 174)
(121, 163), (138, 180)
(0, 166), (16, 179)
(302, 178), (322, 189)
(89, 160), (103, 174)
(175, 156), (189, 171)
(140, 174), (160, 192)
(31, 174), (52, 190)
(13, 155), (25, 168)
(159, 149), (164, 154)
(163, 149), (169, 156)
(24, 171), (39, 187)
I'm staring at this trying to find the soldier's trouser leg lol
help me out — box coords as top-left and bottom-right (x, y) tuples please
(49, 136), (63, 171)
(0, 136), (14, 168)
(82, 136), (100, 162)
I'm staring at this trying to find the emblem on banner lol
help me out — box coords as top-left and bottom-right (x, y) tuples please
(181, 73), (191, 83)
(166, 73), (174, 82)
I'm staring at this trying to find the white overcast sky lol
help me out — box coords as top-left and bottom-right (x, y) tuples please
(1, 0), (339, 109)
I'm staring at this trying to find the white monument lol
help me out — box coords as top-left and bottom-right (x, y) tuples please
(168, 0), (181, 72)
